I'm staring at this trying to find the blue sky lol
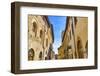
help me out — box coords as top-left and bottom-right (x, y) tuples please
(48, 16), (67, 54)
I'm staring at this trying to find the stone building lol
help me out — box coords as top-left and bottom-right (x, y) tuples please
(47, 44), (55, 60)
(28, 15), (54, 61)
(58, 17), (88, 59)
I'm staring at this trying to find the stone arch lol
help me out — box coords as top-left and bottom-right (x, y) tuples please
(28, 48), (35, 60)
(77, 37), (84, 58)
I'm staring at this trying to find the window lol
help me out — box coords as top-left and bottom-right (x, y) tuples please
(28, 48), (35, 61)
(32, 22), (37, 37)
(77, 37), (84, 58)
(39, 52), (42, 60)
(40, 30), (43, 39)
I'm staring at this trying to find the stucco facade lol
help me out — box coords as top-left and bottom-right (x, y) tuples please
(58, 17), (88, 59)
(28, 15), (54, 61)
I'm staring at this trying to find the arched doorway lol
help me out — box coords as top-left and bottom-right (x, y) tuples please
(39, 52), (42, 60)
(77, 37), (84, 58)
(28, 48), (35, 61)
(85, 41), (88, 58)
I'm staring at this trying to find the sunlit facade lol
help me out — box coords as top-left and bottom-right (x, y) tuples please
(28, 15), (54, 60)
(58, 17), (88, 59)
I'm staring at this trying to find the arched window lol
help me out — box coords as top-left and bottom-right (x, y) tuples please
(28, 48), (35, 61)
(40, 30), (43, 39)
(39, 52), (42, 60)
(32, 22), (37, 37)
(77, 37), (84, 58)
